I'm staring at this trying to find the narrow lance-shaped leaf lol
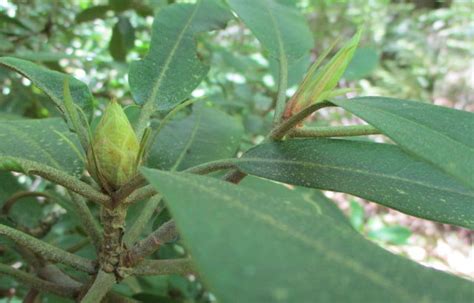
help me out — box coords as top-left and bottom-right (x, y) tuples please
(332, 97), (474, 190)
(237, 138), (474, 229)
(0, 57), (94, 126)
(0, 118), (83, 176)
(228, 0), (313, 63)
(109, 16), (135, 62)
(142, 169), (474, 303)
(284, 29), (361, 119)
(129, 0), (232, 109)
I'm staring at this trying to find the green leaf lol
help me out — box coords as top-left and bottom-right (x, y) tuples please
(332, 97), (474, 189)
(109, 16), (135, 62)
(0, 118), (83, 175)
(368, 226), (411, 245)
(129, 0), (232, 109)
(148, 105), (243, 171)
(343, 47), (379, 81)
(228, 0), (313, 63)
(142, 169), (474, 303)
(0, 57), (94, 124)
(349, 200), (365, 231)
(75, 5), (111, 23)
(237, 138), (474, 229)
(240, 175), (353, 229)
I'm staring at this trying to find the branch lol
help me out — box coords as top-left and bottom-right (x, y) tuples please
(1, 191), (50, 215)
(3, 158), (111, 207)
(0, 223), (96, 273)
(131, 259), (194, 276)
(123, 194), (163, 246)
(125, 220), (177, 266)
(288, 125), (380, 138)
(123, 184), (157, 205)
(222, 169), (247, 184)
(269, 101), (334, 140)
(0, 263), (79, 298)
(80, 270), (116, 303)
(112, 174), (147, 202)
(69, 192), (103, 250)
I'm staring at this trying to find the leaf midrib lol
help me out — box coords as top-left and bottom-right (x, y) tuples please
(165, 173), (418, 302)
(239, 157), (474, 199)
(146, 1), (202, 105)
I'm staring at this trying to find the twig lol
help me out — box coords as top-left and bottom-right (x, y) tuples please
(222, 169), (247, 184)
(1, 158), (111, 207)
(123, 194), (163, 246)
(125, 220), (177, 266)
(80, 270), (116, 303)
(69, 192), (103, 250)
(112, 175), (147, 202)
(131, 258), (194, 276)
(1, 191), (50, 215)
(288, 125), (380, 138)
(269, 101), (334, 140)
(123, 185), (157, 205)
(0, 223), (96, 273)
(0, 263), (79, 298)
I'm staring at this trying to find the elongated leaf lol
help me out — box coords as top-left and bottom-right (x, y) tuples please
(0, 57), (94, 122)
(332, 97), (474, 189)
(237, 139), (474, 229)
(129, 0), (232, 109)
(0, 118), (83, 175)
(148, 105), (243, 171)
(228, 0), (313, 63)
(142, 169), (474, 303)
(109, 16), (135, 62)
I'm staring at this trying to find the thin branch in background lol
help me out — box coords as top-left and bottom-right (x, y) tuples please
(183, 159), (238, 175)
(123, 194), (163, 246)
(0, 263), (80, 298)
(269, 100), (334, 140)
(125, 220), (177, 266)
(131, 258), (194, 276)
(288, 125), (381, 138)
(0, 223), (96, 273)
(79, 270), (116, 303)
(123, 184), (157, 205)
(1, 191), (50, 215)
(68, 192), (103, 250)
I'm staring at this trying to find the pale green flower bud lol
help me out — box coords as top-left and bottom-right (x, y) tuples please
(87, 100), (140, 190)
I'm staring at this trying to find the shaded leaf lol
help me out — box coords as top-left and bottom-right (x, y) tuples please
(368, 226), (411, 245)
(0, 118), (83, 175)
(142, 169), (474, 303)
(237, 138), (474, 229)
(333, 97), (474, 189)
(0, 57), (94, 125)
(109, 16), (135, 62)
(129, 0), (232, 109)
(343, 47), (379, 81)
(228, 0), (313, 63)
(148, 105), (243, 170)
(76, 5), (111, 23)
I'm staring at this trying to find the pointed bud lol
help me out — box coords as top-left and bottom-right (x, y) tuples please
(87, 100), (140, 190)
(284, 29), (362, 119)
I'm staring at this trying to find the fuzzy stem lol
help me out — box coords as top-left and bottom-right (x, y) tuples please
(269, 101), (334, 140)
(125, 220), (177, 266)
(288, 125), (381, 138)
(80, 270), (116, 303)
(131, 259), (194, 276)
(0, 223), (95, 273)
(3, 158), (111, 207)
(99, 205), (127, 275)
(222, 169), (247, 184)
(123, 194), (163, 246)
(69, 192), (103, 250)
(123, 185), (157, 205)
(0, 263), (79, 298)
(1, 191), (50, 215)
(273, 52), (289, 124)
